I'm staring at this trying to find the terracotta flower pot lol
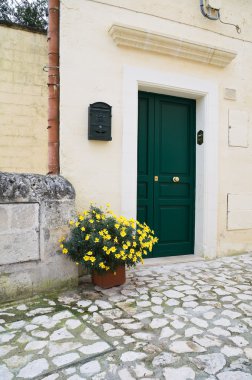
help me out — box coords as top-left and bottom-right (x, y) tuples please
(92, 265), (126, 289)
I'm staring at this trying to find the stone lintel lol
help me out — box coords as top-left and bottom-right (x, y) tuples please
(109, 24), (237, 68)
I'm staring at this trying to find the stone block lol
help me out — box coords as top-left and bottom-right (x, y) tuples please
(0, 271), (32, 299)
(0, 231), (39, 265)
(0, 206), (8, 231)
(10, 203), (39, 230)
(43, 200), (75, 227)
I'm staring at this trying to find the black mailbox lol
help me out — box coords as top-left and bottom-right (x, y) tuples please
(88, 102), (112, 141)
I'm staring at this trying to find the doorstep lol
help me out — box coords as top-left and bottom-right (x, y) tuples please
(136, 254), (204, 268)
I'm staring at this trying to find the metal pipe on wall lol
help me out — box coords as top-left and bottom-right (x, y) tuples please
(200, 0), (220, 21)
(47, 0), (60, 174)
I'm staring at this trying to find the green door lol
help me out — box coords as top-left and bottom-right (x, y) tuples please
(137, 91), (196, 257)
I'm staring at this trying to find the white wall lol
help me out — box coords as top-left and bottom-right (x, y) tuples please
(60, 0), (252, 257)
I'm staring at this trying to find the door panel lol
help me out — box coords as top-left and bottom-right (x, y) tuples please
(137, 91), (196, 257)
(158, 102), (190, 175)
(159, 183), (190, 199)
(158, 206), (190, 242)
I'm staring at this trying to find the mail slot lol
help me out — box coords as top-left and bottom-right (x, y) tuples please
(88, 102), (112, 141)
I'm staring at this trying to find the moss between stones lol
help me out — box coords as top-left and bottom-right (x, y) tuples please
(0, 274), (78, 304)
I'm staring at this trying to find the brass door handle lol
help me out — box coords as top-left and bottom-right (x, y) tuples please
(173, 176), (180, 183)
(154, 176), (159, 182)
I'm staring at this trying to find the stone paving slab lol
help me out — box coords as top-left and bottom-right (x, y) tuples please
(0, 254), (252, 379)
(0, 308), (113, 379)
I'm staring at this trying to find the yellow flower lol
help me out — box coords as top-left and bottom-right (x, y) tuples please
(103, 246), (108, 252)
(115, 254), (121, 259)
(89, 219), (94, 224)
(130, 248), (135, 254)
(126, 241), (131, 247)
(87, 251), (93, 256)
(99, 229), (108, 237)
(99, 262), (106, 269)
(133, 242), (137, 247)
(110, 246), (116, 253)
(120, 231), (126, 237)
(95, 238), (99, 243)
(85, 234), (90, 241)
(115, 224), (120, 229)
(81, 227), (86, 232)
(90, 257), (96, 262)
(96, 214), (101, 220)
(114, 237), (118, 243)
(83, 255), (90, 261)
(106, 203), (111, 208)
(123, 244), (128, 250)
(79, 215), (84, 221)
(60, 244), (64, 249)
(69, 220), (74, 225)
(62, 248), (68, 254)
(75, 222), (80, 227)
(105, 266), (110, 271)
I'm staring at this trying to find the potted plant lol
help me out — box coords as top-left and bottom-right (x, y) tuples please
(59, 204), (158, 288)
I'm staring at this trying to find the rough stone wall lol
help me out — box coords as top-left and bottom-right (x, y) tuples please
(0, 172), (78, 301)
(0, 23), (48, 174)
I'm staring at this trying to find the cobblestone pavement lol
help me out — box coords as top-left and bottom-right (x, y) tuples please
(1, 254), (252, 380)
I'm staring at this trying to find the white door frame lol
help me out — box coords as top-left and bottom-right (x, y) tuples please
(121, 65), (219, 259)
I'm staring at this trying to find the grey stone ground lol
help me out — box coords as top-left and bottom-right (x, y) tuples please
(1, 254), (252, 380)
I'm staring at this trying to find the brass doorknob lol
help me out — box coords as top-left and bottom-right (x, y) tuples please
(173, 176), (180, 183)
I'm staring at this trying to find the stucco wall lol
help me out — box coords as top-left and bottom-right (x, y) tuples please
(60, 0), (252, 258)
(0, 23), (48, 174)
